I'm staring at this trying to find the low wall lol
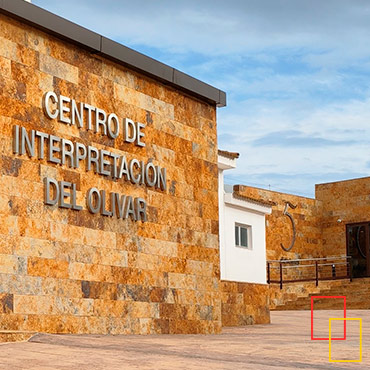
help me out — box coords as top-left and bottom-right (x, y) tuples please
(221, 281), (270, 326)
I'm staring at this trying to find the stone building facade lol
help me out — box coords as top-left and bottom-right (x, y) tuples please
(236, 177), (370, 262)
(235, 185), (325, 261)
(0, 0), (227, 334)
(3, 0), (368, 337)
(236, 177), (370, 310)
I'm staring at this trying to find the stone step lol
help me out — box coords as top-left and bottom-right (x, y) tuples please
(271, 277), (370, 311)
(0, 331), (36, 343)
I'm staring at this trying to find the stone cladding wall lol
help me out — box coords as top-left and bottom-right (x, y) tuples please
(234, 185), (325, 261)
(315, 177), (370, 257)
(238, 179), (370, 311)
(0, 14), (221, 334)
(235, 179), (370, 262)
(220, 281), (270, 326)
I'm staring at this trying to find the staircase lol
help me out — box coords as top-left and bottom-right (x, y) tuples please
(270, 278), (370, 311)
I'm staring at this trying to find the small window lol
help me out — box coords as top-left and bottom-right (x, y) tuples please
(235, 223), (252, 249)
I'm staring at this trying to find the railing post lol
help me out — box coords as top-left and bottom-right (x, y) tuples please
(266, 256), (352, 287)
(279, 262), (283, 289)
(332, 264), (336, 278)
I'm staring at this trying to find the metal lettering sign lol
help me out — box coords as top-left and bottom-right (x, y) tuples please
(12, 91), (169, 222)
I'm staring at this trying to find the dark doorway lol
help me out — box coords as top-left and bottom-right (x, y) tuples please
(346, 222), (370, 278)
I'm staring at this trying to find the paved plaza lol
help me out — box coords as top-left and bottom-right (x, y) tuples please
(0, 310), (368, 369)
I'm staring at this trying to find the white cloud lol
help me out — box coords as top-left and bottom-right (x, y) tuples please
(220, 96), (370, 196)
(33, 1), (370, 61)
(32, 0), (370, 197)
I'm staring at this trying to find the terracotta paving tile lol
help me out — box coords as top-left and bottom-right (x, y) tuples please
(0, 310), (368, 369)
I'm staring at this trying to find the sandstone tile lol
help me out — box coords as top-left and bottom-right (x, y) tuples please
(0, 254), (20, 274)
(57, 297), (94, 316)
(152, 318), (170, 334)
(185, 260), (213, 277)
(68, 210), (104, 232)
(39, 53), (78, 84)
(0, 273), (42, 295)
(0, 36), (18, 61)
(0, 313), (28, 331)
(117, 284), (150, 302)
(0, 118), (12, 139)
(12, 195), (34, 218)
(149, 287), (166, 303)
(131, 301), (158, 319)
(141, 238), (178, 257)
(16, 43), (39, 69)
(0, 16), (28, 45)
(81, 281), (117, 300)
(93, 299), (129, 318)
(65, 225), (85, 246)
(168, 273), (196, 290)
(14, 295), (54, 315)
(105, 316), (132, 335)
(42, 277), (82, 298)
(28, 257), (69, 279)
(59, 315), (86, 334)
(25, 27), (50, 54)
(0, 76), (26, 104)
(18, 217), (49, 240)
(135, 252), (160, 271)
(0, 293), (13, 313)
(70, 262), (114, 283)
(0, 234), (14, 254)
(70, 245), (94, 265)
(114, 84), (174, 119)
(101, 62), (136, 88)
(0, 57), (11, 77)
(142, 270), (167, 288)
(49, 222), (70, 243)
(46, 38), (102, 77)
(0, 215), (18, 237)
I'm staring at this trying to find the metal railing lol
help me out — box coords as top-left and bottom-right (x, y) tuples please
(267, 256), (352, 289)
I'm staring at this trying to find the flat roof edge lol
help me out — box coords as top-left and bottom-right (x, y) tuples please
(0, 0), (226, 107)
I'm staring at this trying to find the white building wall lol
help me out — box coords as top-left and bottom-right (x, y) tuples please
(218, 169), (226, 280)
(223, 196), (269, 284)
(218, 153), (271, 284)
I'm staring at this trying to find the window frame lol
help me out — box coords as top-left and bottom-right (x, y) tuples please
(234, 223), (252, 250)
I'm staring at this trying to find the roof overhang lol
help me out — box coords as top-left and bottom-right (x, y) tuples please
(218, 150), (239, 170)
(224, 193), (272, 215)
(218, 155), (237, 170)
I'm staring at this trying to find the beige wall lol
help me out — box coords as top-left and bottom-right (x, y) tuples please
(0, 14), (221, 334)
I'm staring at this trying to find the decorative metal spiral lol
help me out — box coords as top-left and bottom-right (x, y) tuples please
(281, 201), (297, 252)
(356, 226), (367, 259)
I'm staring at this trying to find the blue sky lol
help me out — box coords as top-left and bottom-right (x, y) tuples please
(32, 0), (370, 197)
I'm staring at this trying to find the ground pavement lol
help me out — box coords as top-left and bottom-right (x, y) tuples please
(0, 310), (368, 369)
